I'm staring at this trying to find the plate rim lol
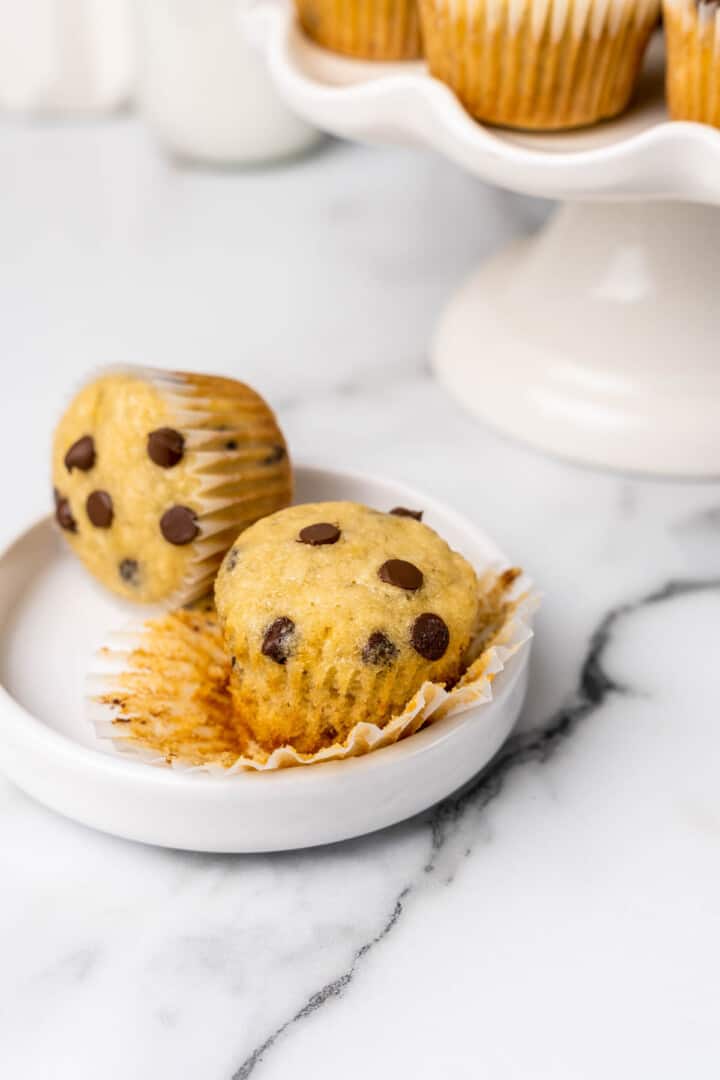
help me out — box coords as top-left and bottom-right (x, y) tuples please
(256, 4), (720, 203)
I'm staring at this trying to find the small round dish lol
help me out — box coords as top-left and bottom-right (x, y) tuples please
(0, 465), (532, 852)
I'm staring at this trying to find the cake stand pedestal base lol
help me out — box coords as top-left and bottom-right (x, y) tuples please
(433, 201), (720, 476)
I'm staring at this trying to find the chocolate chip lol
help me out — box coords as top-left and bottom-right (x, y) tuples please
(411, 613), (449, 661)
(52, 487), (61, 508)
(378, 559), (423, 591)
(224, 548), (240, 573)
(119, 558), (140, 585)
(263, 444), (286, 465)
(147, 428), (185, 468)
(362, 631), (398, 666)
(298, 523), (341, 546)
(160, 506), (199, 545)
(225, 440), (238, 451)
(55, 496), (77, 533)
(262, 616), (295, 665)
(64, 435), (95, 473)
(390, 507), (423, 521)
(86, 490), (114, 528)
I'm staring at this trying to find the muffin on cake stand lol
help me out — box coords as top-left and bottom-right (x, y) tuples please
(248, 4), (720, 477)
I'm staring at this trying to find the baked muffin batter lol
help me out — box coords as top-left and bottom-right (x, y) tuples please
(215, 500), (479, 753)
(53, 369), (291, 604)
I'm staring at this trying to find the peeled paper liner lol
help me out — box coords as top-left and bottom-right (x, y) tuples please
(88, 566), (538, 774)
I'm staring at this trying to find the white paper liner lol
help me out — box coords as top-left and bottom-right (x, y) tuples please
(87, 567), (538, 773)
(421, 0), (660, 129)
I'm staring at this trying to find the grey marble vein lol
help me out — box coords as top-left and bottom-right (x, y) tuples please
(232, 575), (720, 1079)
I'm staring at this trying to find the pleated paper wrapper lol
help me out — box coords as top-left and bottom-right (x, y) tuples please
(294, 0), (423, 60)
(87, 567), (537, 773)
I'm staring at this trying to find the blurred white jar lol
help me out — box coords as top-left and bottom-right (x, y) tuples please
(134, 0), (319, 165)
(0, 0), (134, 112)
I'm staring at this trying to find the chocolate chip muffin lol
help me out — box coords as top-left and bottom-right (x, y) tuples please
(420, 0), (659, 130)
(53, 368), (292, 605)
(665, 0), (720, 127)
(214, 501), (479, 754)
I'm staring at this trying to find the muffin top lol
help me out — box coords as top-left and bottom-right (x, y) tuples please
(52, 370), (291, 604)
(215, 500), (479, 688)
(53, 373), (205, 600)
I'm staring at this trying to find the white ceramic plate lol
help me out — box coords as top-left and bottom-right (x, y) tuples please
(0, 466), (531, 852)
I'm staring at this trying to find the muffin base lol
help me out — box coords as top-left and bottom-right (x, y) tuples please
(90, 569), (535, 771)
(665, 0), (720, 127)
(419, 0), (660, 130)
(295, 0), (423, 59)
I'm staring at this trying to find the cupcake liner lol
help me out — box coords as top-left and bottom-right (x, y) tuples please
(419, 0), (660, 129)
(664, 0), (720, 126)
(57, 365), (292, 607)
(88, 567), (538, 773)
(295, 0), (423, 59)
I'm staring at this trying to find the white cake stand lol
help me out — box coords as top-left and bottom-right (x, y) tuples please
(250, 3), (720, 476)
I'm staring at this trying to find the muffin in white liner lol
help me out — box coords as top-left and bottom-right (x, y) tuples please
(52, 366), (292, 607)
(419, 0), (660, 130)
(87, 567), (537, 773)
(664, 0), (720, 127)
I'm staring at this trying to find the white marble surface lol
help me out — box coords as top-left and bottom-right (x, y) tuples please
(1, 117), (720, 1078)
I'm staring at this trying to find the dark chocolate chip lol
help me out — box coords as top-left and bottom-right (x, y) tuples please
(411, 613), (449, 661)
(56, 496), (77, 533)
(263, 444), (286, 466)
(224, 548), (240, 573)
(147, 427), (185, 468)
(262, 616), (295, 665)
(86, 490), (114, 528)
(225, 440), (238, 451)
(362, 631), (399, 666)
(119, 558), (140, 585)
(298, 523), (341, 546)
(378, 559), (424, 591)
(390, 507), (423, 521)
(160, 506), (199, 546)
(65, 435), (95, 473)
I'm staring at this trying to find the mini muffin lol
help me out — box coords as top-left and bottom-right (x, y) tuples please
(53, 368), (291, 605)
(295, 0), (423, 60)
(215, 501), (479, 754)
(665, 0), (720, 126)
(419, 0), (660, 130)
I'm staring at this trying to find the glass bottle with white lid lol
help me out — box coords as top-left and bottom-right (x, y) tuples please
(134, 0), (320, 165)
(0, 0), (134, 112)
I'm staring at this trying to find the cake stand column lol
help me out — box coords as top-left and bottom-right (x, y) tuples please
(433, 201), (720, 476)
